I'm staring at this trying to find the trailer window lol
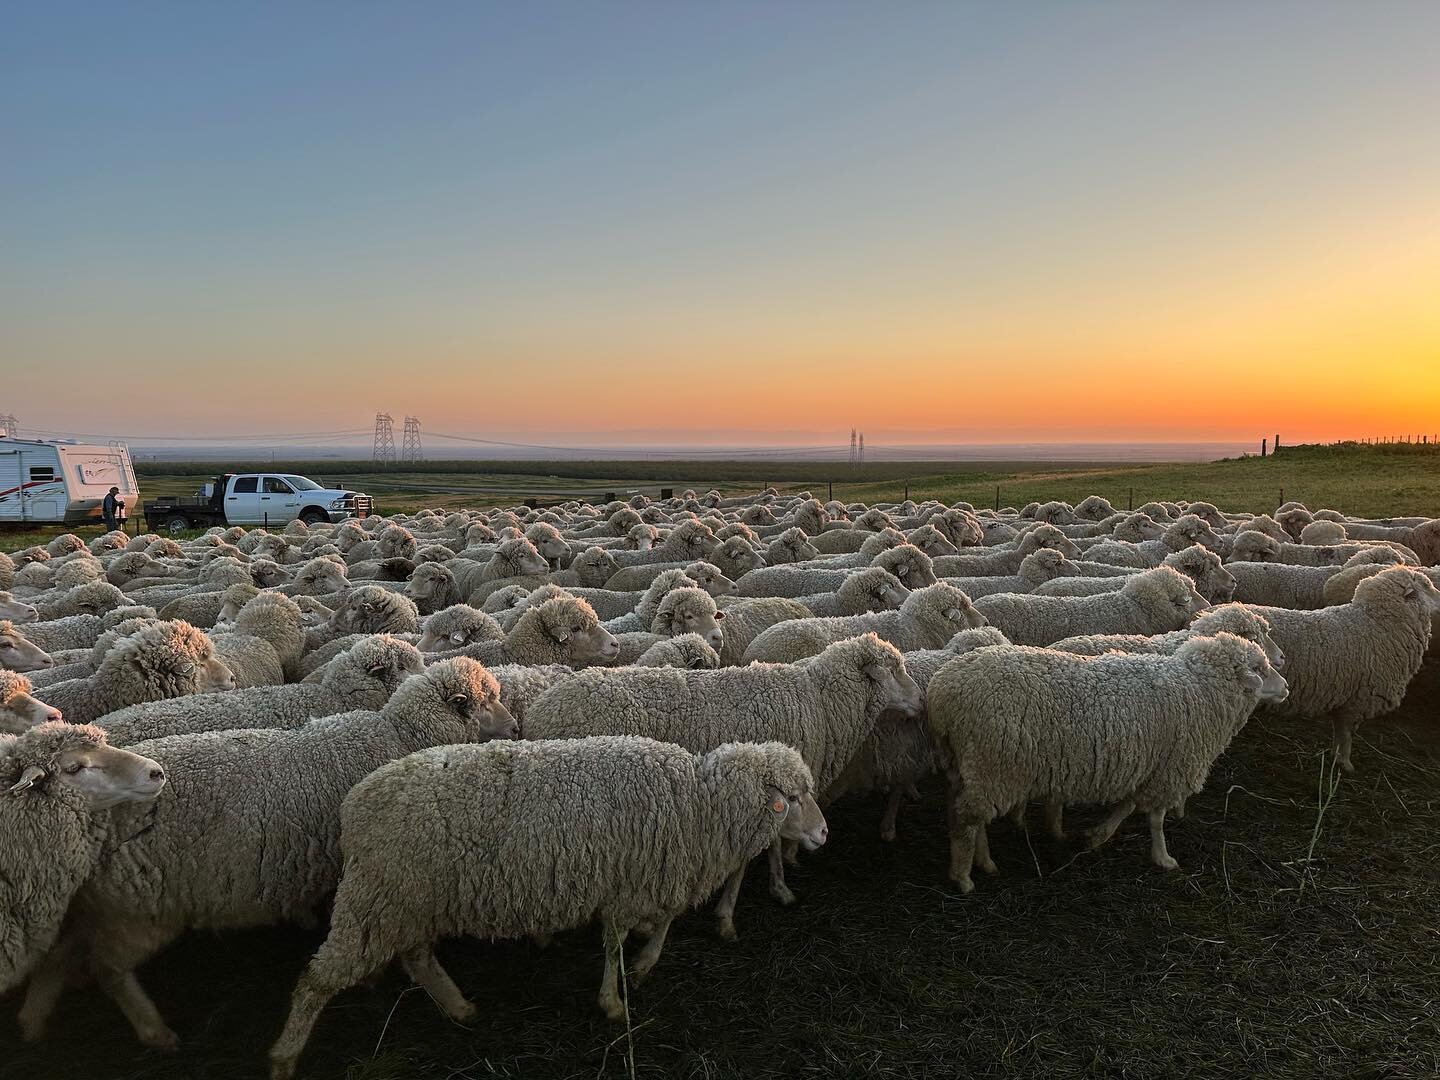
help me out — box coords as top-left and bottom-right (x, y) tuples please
(28, 467), (54, 483)
(232, 477), (258, 494)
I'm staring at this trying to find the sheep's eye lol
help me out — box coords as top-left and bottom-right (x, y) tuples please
(64, 763), (85, 775)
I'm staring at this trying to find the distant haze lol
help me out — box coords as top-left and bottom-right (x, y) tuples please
(5, 4), (1438, 441)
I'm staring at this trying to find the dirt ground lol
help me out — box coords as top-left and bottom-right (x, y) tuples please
(6, 660), (1438, 1080)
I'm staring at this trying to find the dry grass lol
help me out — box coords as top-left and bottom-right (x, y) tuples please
(7, 663), (1438, 1080)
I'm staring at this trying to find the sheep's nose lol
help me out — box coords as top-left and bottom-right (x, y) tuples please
(45, 707), (63, 722)
(148, 767), (165, 783)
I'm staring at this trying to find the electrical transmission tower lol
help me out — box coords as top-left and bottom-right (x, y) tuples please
(858, 432), (865, 465)
(401, 416), (423, 462)
(0, 413), (17, 438)
(849, 428), (857, 464)
(372, 413), (396, 465)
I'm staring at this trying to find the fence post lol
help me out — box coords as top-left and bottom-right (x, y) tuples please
(1261, 438), (1267, 457)
(904, 480), (909, 501)
(1128, 487), (1133, 511)
(828, 480), (833, 501)
(994, 485), (1000, 511)
(263, 512), (268, 529)
(1279, 488), (1284, 509)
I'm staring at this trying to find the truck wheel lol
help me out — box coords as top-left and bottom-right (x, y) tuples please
(164, 513), (191, 534)
(299, 508), (328, 526)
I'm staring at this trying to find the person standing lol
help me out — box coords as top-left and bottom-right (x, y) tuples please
(102, 486), (125, 531)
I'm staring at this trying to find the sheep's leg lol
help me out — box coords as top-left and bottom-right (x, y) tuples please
(781, 836), (800, 867)
(767, 838), (796, 905)
(96, 969), (178, 1050)
(1006, 800), (1026, 828)
(715, 864), (746, 941)
(1087, 800), (1136, 849)
(945, 777), (978, 894)
(629, 916), (674, 985)
(1171, 798), (1187, 821)
(973, 823), (999, 876)
(1044, 798), (1067, 841)
(880, 787), (904, 842)
(269, 961), (361, 1080)
(1331, 713), (1358, 774)
(401, 945), (475, 1022)
(17, 933), (83, 1042)
(1147, 808), (1179, 870)
(597, 921), (630, 1021)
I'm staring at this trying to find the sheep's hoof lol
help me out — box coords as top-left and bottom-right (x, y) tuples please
(446, 999), (478, 1023)
(628, 961), (656, 987)
(769, 883), (796, 906)
(138, 1024), (180, 1050)
(715, 918), (737, 942)
(17, 1015), (45, 1044)
(977, 856), (999, 876)
(879, 826), (897, 843)
(598, 995), (626, 1022)
(1049, 829), (1068, 843)
(1154, 854), (1180, 871)
(1337, 757), (1355, 775)
(269, 1055), (299, 1080)
(949, 875), (975, 895)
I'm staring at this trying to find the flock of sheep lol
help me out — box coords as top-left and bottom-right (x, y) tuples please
(1, 488), (1438, 1079)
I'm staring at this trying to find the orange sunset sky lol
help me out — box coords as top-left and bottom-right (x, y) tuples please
(4, 4), (1438, 448)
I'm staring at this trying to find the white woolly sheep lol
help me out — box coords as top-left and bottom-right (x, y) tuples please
(437, 595), (621, 668)
(209, 592), (307, 687)
(266, 736), (824, 1079)
(927, 633), (1287, 892)
(974, 565), (1208, 646)
(0, 671), (65, 732)
(0, 622), (53, 674)
(795, 566), (911, 617)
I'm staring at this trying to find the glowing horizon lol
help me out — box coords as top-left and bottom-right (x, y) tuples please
(4, 3), (1438, 447)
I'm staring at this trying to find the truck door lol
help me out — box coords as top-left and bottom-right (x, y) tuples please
(226, 475), (262, 523)
(261, 475), (302, 524)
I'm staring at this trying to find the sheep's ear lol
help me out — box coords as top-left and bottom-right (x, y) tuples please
(551, 623), (570, 642)
(447, 692), (470, 708)
(1241, 669), (1264, 692)
(8, 764), (46, 796)
(714, 610), (724, 621)
(450, 629), (467, 644)
(366, 660), (389, 675)
(944, 607), (962, 621)
(862, 662), (889, 682)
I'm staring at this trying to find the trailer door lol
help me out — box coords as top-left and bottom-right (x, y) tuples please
(0, 451), (21, 521)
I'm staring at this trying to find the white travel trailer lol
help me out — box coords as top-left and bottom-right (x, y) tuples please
(0, 435), (141, 526)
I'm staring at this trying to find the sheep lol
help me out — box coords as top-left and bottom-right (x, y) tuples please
(34, 620), (238, 724)
(604, 519), (719, 569)
(829, 627), (1010, 841)
(713, 596), (813, 666)
(451, 537), (551, 600)
(795, 566), (910, 617)
(405, 561), (462, 615)
(1033, 547), (1236, 604)
(0, 550), (13, 590)
(33, 580), (126, 622)
(0, 670), (65, 732)
(524, 522), (571, 571)
(809, 528), (906, 569)
(742, 583), (984, 665)
(96, 635), (428, 745)
(0, 621), (53, 674)
(0, 722), (166, 995)
(634, 632), (721, 670)
(1300, 520), (1348, 546)
(1227, 529), (1418, 567)
(414, 604), (504, 652)
(1074, 495), (1117, 522)
(1320, 551), (1423, 608)
(905, 524), (960, 559)
(941, 548), (1083, 599)
(0, 590), (40, 623)
(1051, 602), (1285, 668)
(931, 524), (1081, 576)
(305, 585), (420, 654)
(707, 535), (766, 581)
(1242, 567), (1440, 771)
(19, 658), (518, 1048)
(648, 586), (726, 654)
(1338, 518), (1440, 565)
(547, 546), (622, 588)
(524, 633), (919, 936)
(973, 565), (1209, 646)
(735, 544), (933, 598)
(1082, 514), (1223, 568)
(927, 632), (1288, 892)
(438, 595), (621, 668)
(275, 556), (351, 598)
(210, 592), (307, 687)
(266, 736), (825, 1079)
(766, 527), (819, 565)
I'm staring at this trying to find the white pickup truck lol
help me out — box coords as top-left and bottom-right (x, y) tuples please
(144, 472), (374, 532)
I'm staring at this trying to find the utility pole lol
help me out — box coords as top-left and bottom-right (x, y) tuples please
(858, 432), (865, 466)
(402, 416), (423, 462)
(372, 413), (396, 466)
(849, 428), (857, 465)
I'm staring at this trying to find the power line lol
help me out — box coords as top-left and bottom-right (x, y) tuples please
(22, 426), (371, 442)
(424, 430), (848, 457)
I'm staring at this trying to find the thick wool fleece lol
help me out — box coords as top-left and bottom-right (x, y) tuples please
(439, 596), (612, 668)
(39, 659), (515, 1046)
(974, 565), (1207, 647)
(927, 633), (1277, 884)
(942, 549), (1080, 599)
(99, 635), (427, 745)
(1050, 603), (1284, 667)
(0, 724), (122, 992)
(211, 592), (306, 688)
(713, 596), (813, 666)
(742, 583), (984, 665)
(37, 621), (231, 724)
(795, 567), (910, 618)
(931, 524), (1081, 577)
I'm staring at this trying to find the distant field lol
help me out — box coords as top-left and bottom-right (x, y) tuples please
(5, 444), (1435, 552)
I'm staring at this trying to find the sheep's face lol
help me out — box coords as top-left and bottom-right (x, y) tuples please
(771, 787), (828, 852)
(0, 593), (39, 623)
(717, 538), (764, 575)
(0, 625), (53, 673)
(407, 566), (453, 608)
(1132, 569), (1209, 628)
(8, 735), (166, 809)
(1172, 516), (1223, 553)
(1202, 561), (1237, 603)
(862, 653), (923, 718)
(1229, 532), (1280, 563)
(656, 590), (725, 651)
(1359, 567), (1440, 618)
(909, 526), (959, 558)
(0, 675), (64, 733)
(574, 546), (622, 585)
(539, 600), (621, 664)
(1029, 526), (1083, 560)
(685, 563), (736, 596)
(443, 671), (518, 742)
(626, 524), (658, 551)
(498, 540), (549, 579)
(354, 638), (426, 686)
(526, 527), (569, 569)
(199, 649), (237, 693)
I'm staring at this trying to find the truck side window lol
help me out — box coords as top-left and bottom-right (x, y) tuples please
(264, 477), (294, 494)
(232, 477), (258, 494)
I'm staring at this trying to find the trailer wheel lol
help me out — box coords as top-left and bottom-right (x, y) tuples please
(299, 507), (328, 526)
(164, 513), (192, 534)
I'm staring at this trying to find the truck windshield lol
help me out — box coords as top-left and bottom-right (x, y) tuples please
(282, 475), (323, 491)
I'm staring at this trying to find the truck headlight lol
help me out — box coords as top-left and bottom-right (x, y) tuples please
(330, 497), (347, 509)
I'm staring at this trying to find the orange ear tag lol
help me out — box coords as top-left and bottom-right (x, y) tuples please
(772, 798), (786, 814)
